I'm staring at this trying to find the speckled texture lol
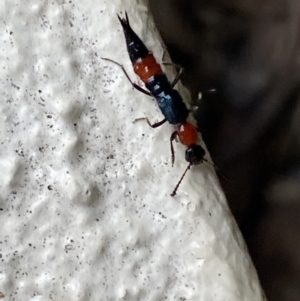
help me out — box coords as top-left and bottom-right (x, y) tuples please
(0, 0), (266, 300)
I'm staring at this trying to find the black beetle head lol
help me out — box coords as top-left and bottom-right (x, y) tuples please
(185, 144), (205, 165)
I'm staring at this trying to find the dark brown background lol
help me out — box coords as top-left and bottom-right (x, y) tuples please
(149, 1), (300, 300)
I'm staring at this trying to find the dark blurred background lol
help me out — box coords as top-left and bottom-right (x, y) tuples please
(149, 0), (300, 300)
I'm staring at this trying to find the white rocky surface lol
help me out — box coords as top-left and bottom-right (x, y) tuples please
(0, 0), (266, 300)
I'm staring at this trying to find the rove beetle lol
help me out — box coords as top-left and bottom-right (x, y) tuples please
(103, 12), (209, 196)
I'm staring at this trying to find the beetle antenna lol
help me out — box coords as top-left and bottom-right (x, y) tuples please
(203, 158), (229, 181)
(170, 164), (191, 197)
(203, 158), (214, 168)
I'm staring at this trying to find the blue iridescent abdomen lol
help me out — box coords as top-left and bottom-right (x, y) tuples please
(146, 74), (189, 125)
